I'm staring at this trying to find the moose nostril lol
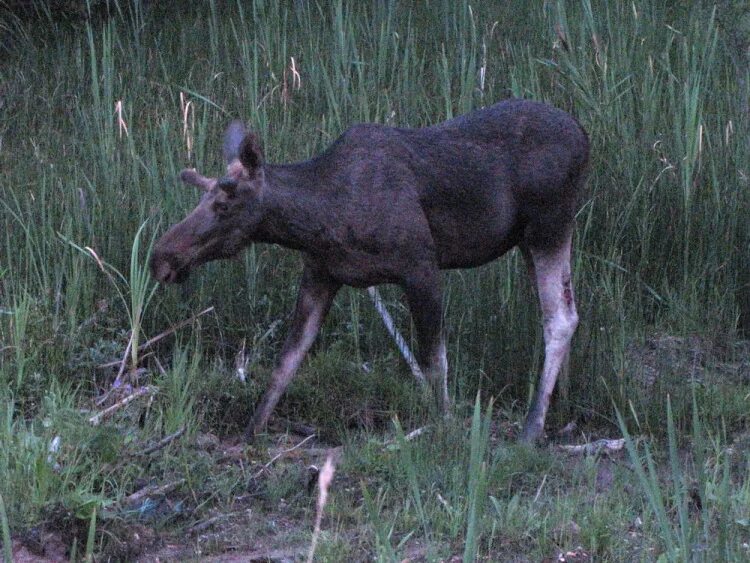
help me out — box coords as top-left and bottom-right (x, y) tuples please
(152, 260), (175, 283)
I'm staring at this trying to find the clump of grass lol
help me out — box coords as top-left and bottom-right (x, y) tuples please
(463, 392), (494, 562)
(0, 490), (11, 563)
(617, 388), (736, 560)
(8, 294), (32, 389)
(62, 219), (158, 376)
(361, 485), (400, 561)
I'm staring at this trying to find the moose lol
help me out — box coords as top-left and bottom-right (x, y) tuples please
(151, 99), (589, 443)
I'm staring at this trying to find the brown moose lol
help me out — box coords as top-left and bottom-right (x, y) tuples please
(151, 99), (589, 443)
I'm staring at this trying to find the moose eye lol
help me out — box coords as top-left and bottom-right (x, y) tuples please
(213, 201), (229, 214)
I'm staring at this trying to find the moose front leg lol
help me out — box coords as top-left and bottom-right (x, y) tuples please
(245, 267), (340, 442)
(404, 268), (450, 414)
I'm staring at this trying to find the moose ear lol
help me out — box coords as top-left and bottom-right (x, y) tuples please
(223, 121), (247, 164)
(238, 131), (264, 174)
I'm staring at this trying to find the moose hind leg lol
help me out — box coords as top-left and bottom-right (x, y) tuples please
(520, 238), (578, 444)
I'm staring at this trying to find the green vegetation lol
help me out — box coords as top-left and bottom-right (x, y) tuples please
(1, 0), (749, 559)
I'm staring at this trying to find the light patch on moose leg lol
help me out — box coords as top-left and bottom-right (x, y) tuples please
(520, 238), (578, 444)
(438, 338), (449, 409)
(426, 337), (450, 414)
(404, 269), (451, 415)
(245, 272), (339, 442)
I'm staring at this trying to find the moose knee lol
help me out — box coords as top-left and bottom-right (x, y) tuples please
(544, 309), (578, 347)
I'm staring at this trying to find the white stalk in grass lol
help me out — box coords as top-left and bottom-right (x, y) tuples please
(180, 91), (194, 163)
(307, 453), (337, 563)
(367, 287), (425, 385)
(126, 221), (159, 373)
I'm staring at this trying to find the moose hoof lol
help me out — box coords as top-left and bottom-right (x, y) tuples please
(519, 419), (545, 445)
(243, 424), (258, 444)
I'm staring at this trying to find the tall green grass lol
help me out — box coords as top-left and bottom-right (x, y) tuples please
(617, 390), (737, 560)
(2, 0), (746, 379)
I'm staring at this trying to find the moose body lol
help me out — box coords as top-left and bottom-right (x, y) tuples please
(151, 99), (589, 443)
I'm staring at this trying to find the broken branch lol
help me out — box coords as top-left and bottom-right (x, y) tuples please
(559, 438), (625, 455)
(253, 434), (317, 479)
(139, 426), (186, 456)
(97, 306), (215, 369)
(89, 386), (157, 425)
(124, 478), (186, 505)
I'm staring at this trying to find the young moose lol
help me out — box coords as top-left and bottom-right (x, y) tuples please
(151, 100), (589, 443)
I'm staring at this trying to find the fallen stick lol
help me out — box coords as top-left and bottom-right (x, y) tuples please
(187, 511), (245, 535)
(367, 287), (425, 385)
(139, 426), (186, 456)
(253, 434), (317, 479)
(89, 386), (157, 425)
(559, 438), (625, 455)
(383, 425), (431, 447)
(112, 335), (133, 386)
(139, 306), (215, 351)
(124, 478), (186, 505)
(97, 306), (215, 369)
(404, 425), (430, 441)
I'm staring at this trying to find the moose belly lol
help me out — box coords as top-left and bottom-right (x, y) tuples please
(435, 227), (523, 269)
(429, 206), (525, 269)
(322, 251), (413, 287)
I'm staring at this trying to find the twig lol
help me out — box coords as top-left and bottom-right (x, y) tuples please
(436, 492), (453, 512)
(154, 356), (168, 376)
(113, 335), (133, 385)
(124, 479), (186, 505)
(253, 434), (317, 479)
(559, 438), (625, 455)
(139, 306), (215, 350)
(383, 425), (431, 447)
(97, 306), (215, 369)
(139, 426), (186, 456)
(533, 474), (548, 503)
(89, 386), (157, 425)
(187, 511), (241, 534)
(367, 287), (425, 385)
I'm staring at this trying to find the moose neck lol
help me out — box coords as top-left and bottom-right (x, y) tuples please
(255, 161), (334, 254)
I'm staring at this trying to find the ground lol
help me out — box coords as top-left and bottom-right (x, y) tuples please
(7, 334), (750, 562)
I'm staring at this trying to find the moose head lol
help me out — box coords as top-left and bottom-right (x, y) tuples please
(150, 123), (266, 283)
